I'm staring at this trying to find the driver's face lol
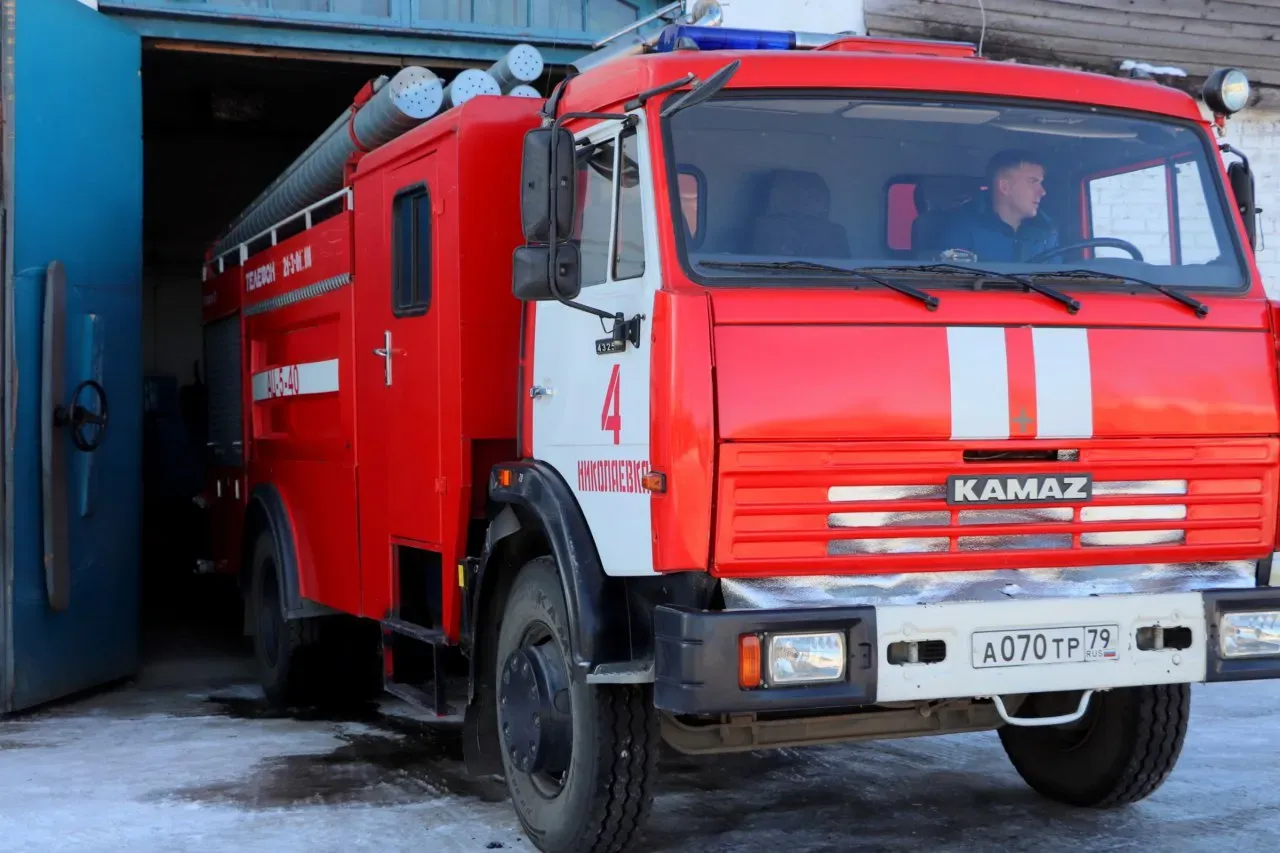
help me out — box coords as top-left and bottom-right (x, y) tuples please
(999, 162), (1047, 222)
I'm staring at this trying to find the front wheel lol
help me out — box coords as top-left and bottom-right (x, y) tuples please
(495, 556), (659, 853)
(998, 684), (1190, 807)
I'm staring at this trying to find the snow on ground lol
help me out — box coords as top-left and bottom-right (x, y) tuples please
(2, 662), (1280, 853)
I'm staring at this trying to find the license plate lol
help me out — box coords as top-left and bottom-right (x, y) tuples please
(971, 624), (1120, 668)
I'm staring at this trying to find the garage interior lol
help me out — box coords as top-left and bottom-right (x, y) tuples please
(134, 44), (553, 682)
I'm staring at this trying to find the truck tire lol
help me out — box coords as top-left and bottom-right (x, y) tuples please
(998, 684), (1190, 807)
(250, 529), (320, 707)
(495, 556), (658, 853)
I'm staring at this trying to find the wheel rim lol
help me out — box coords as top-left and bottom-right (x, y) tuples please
(499, 620), (574, 798)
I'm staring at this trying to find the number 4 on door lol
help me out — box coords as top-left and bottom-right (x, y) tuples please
(601, 364), (621, 445)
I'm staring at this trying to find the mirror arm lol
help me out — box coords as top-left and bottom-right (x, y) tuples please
(1219, 142), (1251, 171)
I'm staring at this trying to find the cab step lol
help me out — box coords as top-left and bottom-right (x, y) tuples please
(381, 617), (446, 645)
(384, 680), (463, 724)
(380, 617), (458, 721)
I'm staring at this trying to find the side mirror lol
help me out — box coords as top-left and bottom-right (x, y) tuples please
(1227, 160), (1258, 251)
(513, 243), (582, 301)
(520, 126), (576, 243)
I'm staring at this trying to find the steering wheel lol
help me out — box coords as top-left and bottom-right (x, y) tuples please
(1026, 237), (1145, 264)
(54, 379), (109, 452)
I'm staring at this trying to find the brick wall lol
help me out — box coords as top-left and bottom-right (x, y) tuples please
(1222, 107), (1280, 296)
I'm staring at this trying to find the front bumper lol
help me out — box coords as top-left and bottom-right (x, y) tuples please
(653, 587), (1280, 716)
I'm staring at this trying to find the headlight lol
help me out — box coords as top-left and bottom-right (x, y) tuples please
(767, 631), (846, 685)
(1220, 611), (1280, 658)
(1204, 68), (1251, 115)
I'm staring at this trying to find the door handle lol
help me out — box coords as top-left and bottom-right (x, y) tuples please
(373, 329), (403, 387)
(40, 260), (70, 611)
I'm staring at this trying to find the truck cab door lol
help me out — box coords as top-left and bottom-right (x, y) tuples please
(530, 115), (659, 577)
(3, 0), (142, 712)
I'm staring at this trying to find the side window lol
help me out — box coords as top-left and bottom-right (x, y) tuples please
(575, 138), (615, 288)
(1174, 159), (1220, 264)
(613, 131), (646, 281)
(1087, 165), (1172, 265)
(392, 182), (431, 316)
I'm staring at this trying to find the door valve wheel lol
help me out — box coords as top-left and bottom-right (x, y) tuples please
(54, 379), (109, 452)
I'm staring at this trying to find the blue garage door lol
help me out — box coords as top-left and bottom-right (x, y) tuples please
(3, 0), (143, 713)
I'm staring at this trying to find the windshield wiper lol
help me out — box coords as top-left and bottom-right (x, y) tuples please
(856, 263), (1080, 315)
(1033, 269), (1209, 319)
(697, 259), (940, 310)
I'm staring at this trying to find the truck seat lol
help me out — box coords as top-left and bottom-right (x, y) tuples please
(910, 175), (983, 259)
(749, 169), (850, 259)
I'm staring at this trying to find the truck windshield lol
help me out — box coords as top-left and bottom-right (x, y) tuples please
(664, 94), (1248, 290)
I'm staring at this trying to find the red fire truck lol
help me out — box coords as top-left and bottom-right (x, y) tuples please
(200, 20), (1275, 853)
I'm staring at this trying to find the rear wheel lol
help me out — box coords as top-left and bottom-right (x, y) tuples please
(250, 529), (318, 707)
(249, 529), (382, 708)
(998, 684), (1190, 807)
(495, 556), (659, 853)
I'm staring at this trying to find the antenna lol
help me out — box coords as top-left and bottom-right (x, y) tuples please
(976, 0), (987, 57)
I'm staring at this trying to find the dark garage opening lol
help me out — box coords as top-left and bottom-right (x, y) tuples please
(137, 46), (408, 683)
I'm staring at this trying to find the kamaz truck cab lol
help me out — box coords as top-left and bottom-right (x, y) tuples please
(496, 25), (1274, 852)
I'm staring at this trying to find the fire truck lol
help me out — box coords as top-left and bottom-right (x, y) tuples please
(200, 10), (1276, 852)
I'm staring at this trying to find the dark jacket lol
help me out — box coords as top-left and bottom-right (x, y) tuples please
(936, 195), (1059, 263)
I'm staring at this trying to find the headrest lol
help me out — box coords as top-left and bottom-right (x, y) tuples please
(763, 170), (831, 217)
(912, 175), (982, 213)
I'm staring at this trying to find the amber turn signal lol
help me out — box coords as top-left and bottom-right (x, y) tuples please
(738, 634), (762, 689)
(496, 468), (514, 488)
(642, 470), (667, 493)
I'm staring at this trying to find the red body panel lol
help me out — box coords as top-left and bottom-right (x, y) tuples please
(200, 264), (246, 575)
(243, 212), (361, 613)
(348, 98), (538, 635)
(714, 322), (1279, 442)
(650, 290), (717, 571)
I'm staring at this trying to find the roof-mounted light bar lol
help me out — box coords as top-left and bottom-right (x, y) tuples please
(654, 24), (801, 53)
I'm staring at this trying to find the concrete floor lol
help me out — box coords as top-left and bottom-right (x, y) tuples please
(2, 589), (1278, 853)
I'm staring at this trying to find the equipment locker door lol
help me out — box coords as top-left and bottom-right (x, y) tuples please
(529, 115), (660, 577)
(355, 155), (442, 615)
(2, 0), (143, 712)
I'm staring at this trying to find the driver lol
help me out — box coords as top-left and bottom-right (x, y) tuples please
(938, 149), (1059, 263)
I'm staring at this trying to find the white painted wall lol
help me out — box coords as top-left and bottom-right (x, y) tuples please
(1221, 108), (1280, 297)
(689, 0), (865, 34)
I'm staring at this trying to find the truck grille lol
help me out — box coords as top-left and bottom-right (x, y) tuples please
(714, 439), (1276, 577)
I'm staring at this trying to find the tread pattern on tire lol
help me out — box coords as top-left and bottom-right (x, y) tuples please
(586, 686), (659, 853)
(1100, 683), (1189, 807)
(1000, 683), (1190, 808)
(500, 556), (661, 853)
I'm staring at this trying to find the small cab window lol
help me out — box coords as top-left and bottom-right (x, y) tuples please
(573, 127), (647, 287)
(392, 182), (431, 316)
(1085, 158), (1229, 268)
(613, 131), (645, 280)
(574, 138), (615, 288)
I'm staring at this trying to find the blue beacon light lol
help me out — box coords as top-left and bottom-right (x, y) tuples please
(653, 24), (798, 53)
